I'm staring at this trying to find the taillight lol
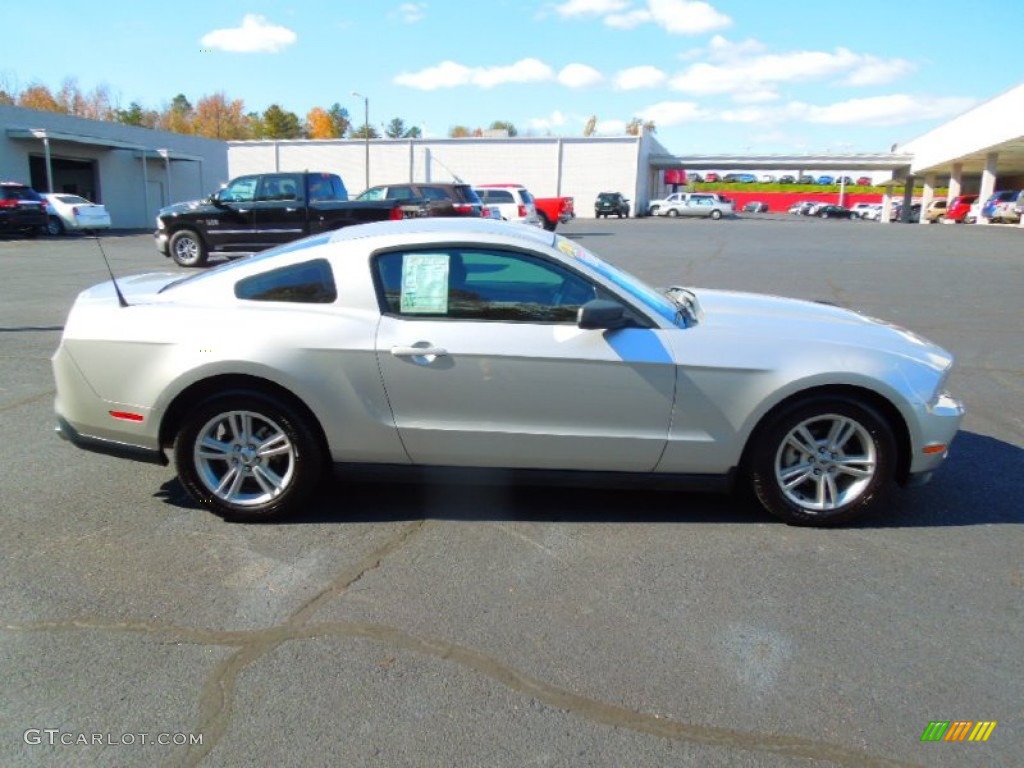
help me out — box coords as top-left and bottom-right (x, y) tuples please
(0, 199), (18, 209)
(452, 203), (474, 215)
(517, 204), (526, 218)
(389, 206), (403, 221)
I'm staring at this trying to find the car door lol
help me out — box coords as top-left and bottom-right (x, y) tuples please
(373, 247), (676, 471)
(249, 174), (308, 250)
(206, 175), (259, 251)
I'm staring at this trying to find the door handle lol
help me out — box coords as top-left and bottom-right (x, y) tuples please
(391, 345), (448, 358)
(285, 207), (298, 212)
(237, 208), (251, 214)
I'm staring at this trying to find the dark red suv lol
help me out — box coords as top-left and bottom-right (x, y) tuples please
(0, 182), (47, 236)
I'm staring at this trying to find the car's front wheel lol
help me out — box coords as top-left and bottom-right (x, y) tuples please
(174, 392), (324, 522)
(46, 217), (65, 236)
(748, 396), (896, 526)
(169, 229), (208, 267)
(667, 209), (679, 217)
(710, 209), (723, 220)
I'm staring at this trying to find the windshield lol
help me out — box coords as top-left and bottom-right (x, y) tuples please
(553, 235), (681, 325)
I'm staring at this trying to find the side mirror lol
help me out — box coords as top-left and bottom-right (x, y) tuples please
(209, 191), (226, 207)
(577, 299), (629, 330)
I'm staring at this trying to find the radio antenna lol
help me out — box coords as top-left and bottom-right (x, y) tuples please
(95, 237), (130, 308)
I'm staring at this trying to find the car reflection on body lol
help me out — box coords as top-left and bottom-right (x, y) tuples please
(52, 219), (963, 527)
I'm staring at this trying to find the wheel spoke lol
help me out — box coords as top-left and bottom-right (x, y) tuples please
(823, 474), (840, 508)
(252, 464), (285, 496)
(830, 419), (858, 451)
(780, 463), (815, 489)
(256, 432), (291, 458)
(197, 435), (231, 460)
(786, 426), (819, 456)
(228, 413), (245, 442)
(834, 455), (875, 478)
(215, 466), (243, 499)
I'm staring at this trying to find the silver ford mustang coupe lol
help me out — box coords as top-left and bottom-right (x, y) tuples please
(52, 219), (963, 526)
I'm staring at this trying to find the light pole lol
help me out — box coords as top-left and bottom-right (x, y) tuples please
(352, 91), (369, 190)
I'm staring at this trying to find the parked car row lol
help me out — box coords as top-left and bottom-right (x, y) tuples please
(1, 181), (112, 237)
(688, 174), (874, 186)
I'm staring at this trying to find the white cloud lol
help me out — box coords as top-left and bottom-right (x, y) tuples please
(394, 58), (554, 90)
(668, 44), (913, 100)
(200, 14), (297, 53)
(558, 63), (604, 88)
(529, 110), (569, 131)
(793, 95), (976, 126)
(646, 0), (732, 34)
(391, 3), (427, 23)
(595, 118), (627, 134)
(605, 9), (651, 29)
(843, 56), (914, 86)
(614, 66), (667, 90)
(554, 0), (630, 17)
(637, 101), (710, 126)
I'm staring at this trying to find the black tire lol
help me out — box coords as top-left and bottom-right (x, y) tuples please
(710, 209), (722, 220)
(169, 229), (208, 268)
(747, 396), (896, 526)
(174, 392), (324, 522)
(46, 217), (65, 236)
(538, 212), (556, 231)
(667, 209), (679, 217)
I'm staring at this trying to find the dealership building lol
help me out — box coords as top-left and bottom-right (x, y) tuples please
(2, 83), (1023, 228)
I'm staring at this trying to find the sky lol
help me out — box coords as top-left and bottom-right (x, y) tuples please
(1, 0), (1018, 155)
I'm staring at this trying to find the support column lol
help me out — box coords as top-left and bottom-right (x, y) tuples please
(900, 176), (915, 223)
(880, 187), (894, 224)
(163, 152), (172, 207)
(977, 152), (997, 224)
(948, 163), (962, 201)
(141, 153), (150, 225)
(42, 137), (54, 193)
(919, 174), (935, 225)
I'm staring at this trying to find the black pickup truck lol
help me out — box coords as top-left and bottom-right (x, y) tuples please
(155, 172), (410, 267)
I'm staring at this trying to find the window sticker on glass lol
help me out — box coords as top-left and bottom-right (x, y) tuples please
(401, 253), (450, 313)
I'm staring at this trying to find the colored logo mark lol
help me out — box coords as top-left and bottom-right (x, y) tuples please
(921, 721), (996, 742)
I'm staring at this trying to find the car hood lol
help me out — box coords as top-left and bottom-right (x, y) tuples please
(694, 288), (953, 371)
(158, 198), (213, 217)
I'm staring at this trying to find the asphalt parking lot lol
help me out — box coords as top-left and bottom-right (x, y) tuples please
(1, 217), (1021, 767)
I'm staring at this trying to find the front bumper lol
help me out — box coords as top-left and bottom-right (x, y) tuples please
(155, 230), (169, 257)
(906, 391), (965, 479)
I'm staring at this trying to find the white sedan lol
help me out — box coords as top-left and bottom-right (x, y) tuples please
(43, 193), (112, 235)
(52, 219), (963, 526)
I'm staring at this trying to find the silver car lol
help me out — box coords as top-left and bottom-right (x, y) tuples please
(660, 193), (734, 219)
(53, 219), (963, 526)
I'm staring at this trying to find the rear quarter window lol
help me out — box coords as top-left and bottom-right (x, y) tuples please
(234, 259), (337, 303)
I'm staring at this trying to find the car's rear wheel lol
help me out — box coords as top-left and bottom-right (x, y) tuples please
(748, 396), (896, 526)
(174, 392), (324, 522)
(710, 209), (722, 220)
(169, 229), (208, 267)
(649, 205), (660, 216)
(538, 212), (556, 231)
(46, 217), (65, 236)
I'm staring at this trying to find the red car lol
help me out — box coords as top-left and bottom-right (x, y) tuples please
(704, 172), (720, 182)
(945, 194), (978, 223)
(855, 177), (873, 186)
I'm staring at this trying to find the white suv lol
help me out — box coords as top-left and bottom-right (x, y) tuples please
(474, 184), (541, 226)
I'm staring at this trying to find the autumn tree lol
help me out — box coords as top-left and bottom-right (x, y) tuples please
(18, 85), (63, 113)
(449, 125), (471, 138)
(306, 106), (338, 139)
(160, 94), (194, 134)
(193, 93), (250, 139)
(625, 118), (656, 136)
(262, 104), (303, 139)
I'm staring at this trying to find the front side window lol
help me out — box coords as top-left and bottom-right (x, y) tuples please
(235, 259), (336, 303)
(375, 248), (603, 323)
(219, 176), (258, 203)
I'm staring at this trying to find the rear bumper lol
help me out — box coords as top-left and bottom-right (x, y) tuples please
(56, 416), (168, 466)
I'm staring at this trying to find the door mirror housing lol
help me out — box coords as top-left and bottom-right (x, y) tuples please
(577, 299), (629, 330)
